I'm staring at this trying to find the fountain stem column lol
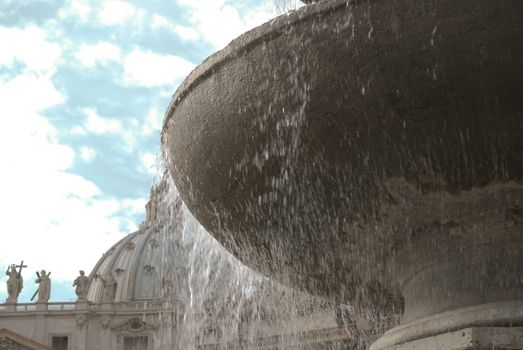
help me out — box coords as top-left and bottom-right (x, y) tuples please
(371, 185), (523, 349)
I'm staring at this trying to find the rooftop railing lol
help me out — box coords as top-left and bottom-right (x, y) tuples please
(0, 299), (175, 314)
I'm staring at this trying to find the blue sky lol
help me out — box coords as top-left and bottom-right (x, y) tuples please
(0, 0), (302, 302)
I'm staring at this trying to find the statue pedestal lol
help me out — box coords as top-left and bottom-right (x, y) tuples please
(35, 302), (47, 311)
(4, 301), (16, 312)
(101, 302), (113, 311)
(75, 300), (89, 310)
(5, 296), (17, 305)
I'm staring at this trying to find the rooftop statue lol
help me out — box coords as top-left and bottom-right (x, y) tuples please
(34, 270), (51, 303)
(161, 273), (173, 302)
(5, 262), (25, 303)
(97, 272), (117, 302)
(73, 270), (90, 301)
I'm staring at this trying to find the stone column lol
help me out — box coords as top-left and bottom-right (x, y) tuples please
(74, 314), (88, 350)
(34, 314), (47, 345)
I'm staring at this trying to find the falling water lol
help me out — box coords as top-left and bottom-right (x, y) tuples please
(152, 0), (523, 347)
(151, 173), (377, 349)
(272, 0), (304, 13)
(152, 1), (402, 348)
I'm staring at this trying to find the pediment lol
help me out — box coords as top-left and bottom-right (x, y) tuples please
(0, 328), (50, 350)
(111, 318), (158, 332)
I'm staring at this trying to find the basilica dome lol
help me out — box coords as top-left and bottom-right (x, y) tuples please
(86, 225), (164, 302)
(85, 181), (182, 303)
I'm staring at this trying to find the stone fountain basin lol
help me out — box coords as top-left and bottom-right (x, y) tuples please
(162, 0), (523, 316)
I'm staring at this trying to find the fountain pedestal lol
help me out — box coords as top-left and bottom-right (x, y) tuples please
(372, 252), (523, 349)
(376, 324), (523, 350)
(369, 182), (523, 349)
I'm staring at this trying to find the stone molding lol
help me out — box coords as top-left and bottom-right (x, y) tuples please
(370, 300), (523, 350)
(0, 329), (50, 350)
(375, 327), (523, 350)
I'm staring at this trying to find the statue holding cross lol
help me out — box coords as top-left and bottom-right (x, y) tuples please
(5, 261), (26, 303)
(34, 270), (51, 303)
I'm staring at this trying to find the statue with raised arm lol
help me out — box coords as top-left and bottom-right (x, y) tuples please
(73, 270), (90, 301)
(5, 264), (23, 303)
(35, 270), (51, 303)
(161, 273), (173, 301)
(97, 271), (117, 302)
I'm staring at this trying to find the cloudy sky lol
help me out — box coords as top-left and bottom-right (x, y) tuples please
(0, 0), (302, 302)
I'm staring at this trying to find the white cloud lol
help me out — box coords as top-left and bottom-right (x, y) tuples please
(0, 25), (61, 74)
(120, 128), (140, 153)
(75, 42), (121, 68)
(122, 48), (195, 87)
(175, 0), (278, 49)
(81, 107), (123, 135)
(142, 107), (162, 136)
(138, 152), (157, 175)
(0, 72), (146, 288)
(71, 125), (87, 135)
(80, 146), (97, 162)
(273, 0), (304, 13)
(58, 0), (92, 22)
(97, 0), (144, 27)
(173, 24), (200, 41)
(151, 14), (200, 41)
(1, 74), (64, 118)
(121, 198), (147, 216)
(73, 109), (143, 154)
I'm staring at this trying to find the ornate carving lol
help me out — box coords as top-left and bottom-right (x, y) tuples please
(129, 318), (144, 331)
(143, 265), (155, 275)
(161, 312), (173, 327)
(111, 318), (158, 333)
(101, 315), (111, 329)
(76, 314), (87, 328)
(148, 239), (158, 250)
(0, 336), (19, 350)
(125, 242), (135, 251)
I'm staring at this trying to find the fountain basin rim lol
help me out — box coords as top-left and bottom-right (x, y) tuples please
(370, 300), (523, 350)
(161, 0), (351, 140)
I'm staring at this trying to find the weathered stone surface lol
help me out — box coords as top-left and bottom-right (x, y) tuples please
(375, 326), (523, 350)
(162, 0), (523, 309)
(370, 300), (523, 349)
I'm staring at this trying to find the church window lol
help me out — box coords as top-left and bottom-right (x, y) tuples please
(123, 336), (148, 350)
(52, 336), (68, 350)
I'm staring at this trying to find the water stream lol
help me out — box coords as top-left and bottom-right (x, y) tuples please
(153, 1), (391, 348)
(149, 172), (395, 349)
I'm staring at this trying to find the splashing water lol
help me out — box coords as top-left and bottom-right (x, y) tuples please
(272, 0), (305, 14)
(148, 172), (388, 349)
(152, 1), (403, 348)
